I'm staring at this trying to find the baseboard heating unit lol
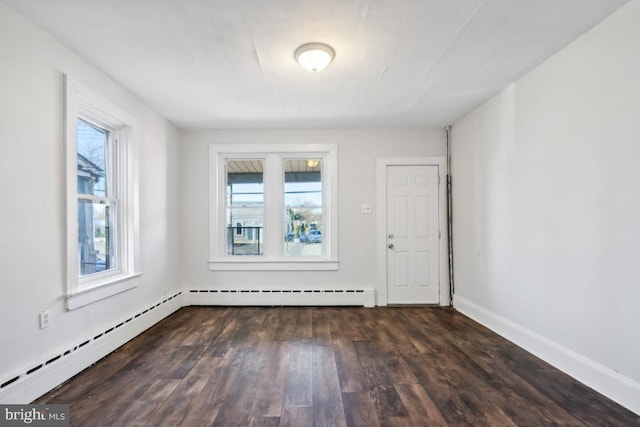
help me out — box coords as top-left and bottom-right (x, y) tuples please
(185, 288), (375, 307)
(0, 292), (183, 404)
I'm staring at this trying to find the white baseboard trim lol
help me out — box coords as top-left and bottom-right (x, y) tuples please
(185, 288), (375, 308)
(0, 292), (183, 404)
(454, 295), (640, 415)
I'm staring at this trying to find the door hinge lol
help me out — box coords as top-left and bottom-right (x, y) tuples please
(438, 230), (441, 239)
(438, 175), (441, 185)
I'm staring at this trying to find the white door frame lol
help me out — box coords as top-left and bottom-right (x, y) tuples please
(375, 157), (450, 306)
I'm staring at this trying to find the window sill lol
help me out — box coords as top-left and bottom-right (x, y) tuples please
(208, 259), (339, 271)
(66, 273), (142, 310)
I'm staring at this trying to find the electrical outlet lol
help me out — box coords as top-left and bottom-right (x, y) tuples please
(361, 203), (372, 214)
(39, 310), (50, 329)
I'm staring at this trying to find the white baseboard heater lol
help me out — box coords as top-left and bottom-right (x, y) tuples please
(0, 292), (183, 404)
(186, 288), (375, 307)
(0, 288), (374, 404)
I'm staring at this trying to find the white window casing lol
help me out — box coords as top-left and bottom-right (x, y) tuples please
(209, 143), (339, 271)
(64, 76), (140, 309)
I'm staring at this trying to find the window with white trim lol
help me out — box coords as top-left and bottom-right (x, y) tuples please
(209, 144), (338, 271)
(65, 76), (140, 309)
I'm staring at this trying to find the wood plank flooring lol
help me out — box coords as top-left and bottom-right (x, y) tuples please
(36, 306), (639, 426)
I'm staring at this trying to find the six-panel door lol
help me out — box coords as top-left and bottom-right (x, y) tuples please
(386, 165), (439, 304)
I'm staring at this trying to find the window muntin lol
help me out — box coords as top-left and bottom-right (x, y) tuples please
(226, 159), (264, 255)
(283, 158), (323, 257)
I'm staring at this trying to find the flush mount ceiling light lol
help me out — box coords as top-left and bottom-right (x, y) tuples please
(295, 43), (335, 72)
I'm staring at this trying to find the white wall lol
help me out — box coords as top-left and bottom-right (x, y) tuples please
(452, 0), (640, 413)
(180, 129), (444, 292)
(0, 1), (181, 399)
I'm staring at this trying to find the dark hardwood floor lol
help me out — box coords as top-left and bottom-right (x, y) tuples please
(36, 306), (639, 426)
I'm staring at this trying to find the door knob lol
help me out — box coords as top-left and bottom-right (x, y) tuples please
(388, 243), (394, 249)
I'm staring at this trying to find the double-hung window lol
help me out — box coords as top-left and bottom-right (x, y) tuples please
(65, 77), (140, 309)
(209, 144), (338, 270)
(76, 118), (115, 276)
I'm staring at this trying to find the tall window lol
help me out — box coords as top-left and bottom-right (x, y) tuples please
(77, 119), (115, 275)
(226, 159), (264, 255)
(283, 158), (323, 257)
(65, 76), (139, 309)
(209, 144), (338, 270)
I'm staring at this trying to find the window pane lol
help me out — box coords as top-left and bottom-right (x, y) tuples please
(77, 119), (108, 197)
(226, 160), (264, 255)
(283, 159), (323, 256)
(78, 199), (116, 276)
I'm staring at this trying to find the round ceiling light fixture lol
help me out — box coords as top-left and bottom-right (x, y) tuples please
(295, 43), (335, 72)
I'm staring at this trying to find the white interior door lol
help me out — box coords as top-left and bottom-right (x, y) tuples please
(386, 165), (439, 304)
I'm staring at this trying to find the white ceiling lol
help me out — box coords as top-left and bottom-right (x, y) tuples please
(5, 0), (628, 129)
